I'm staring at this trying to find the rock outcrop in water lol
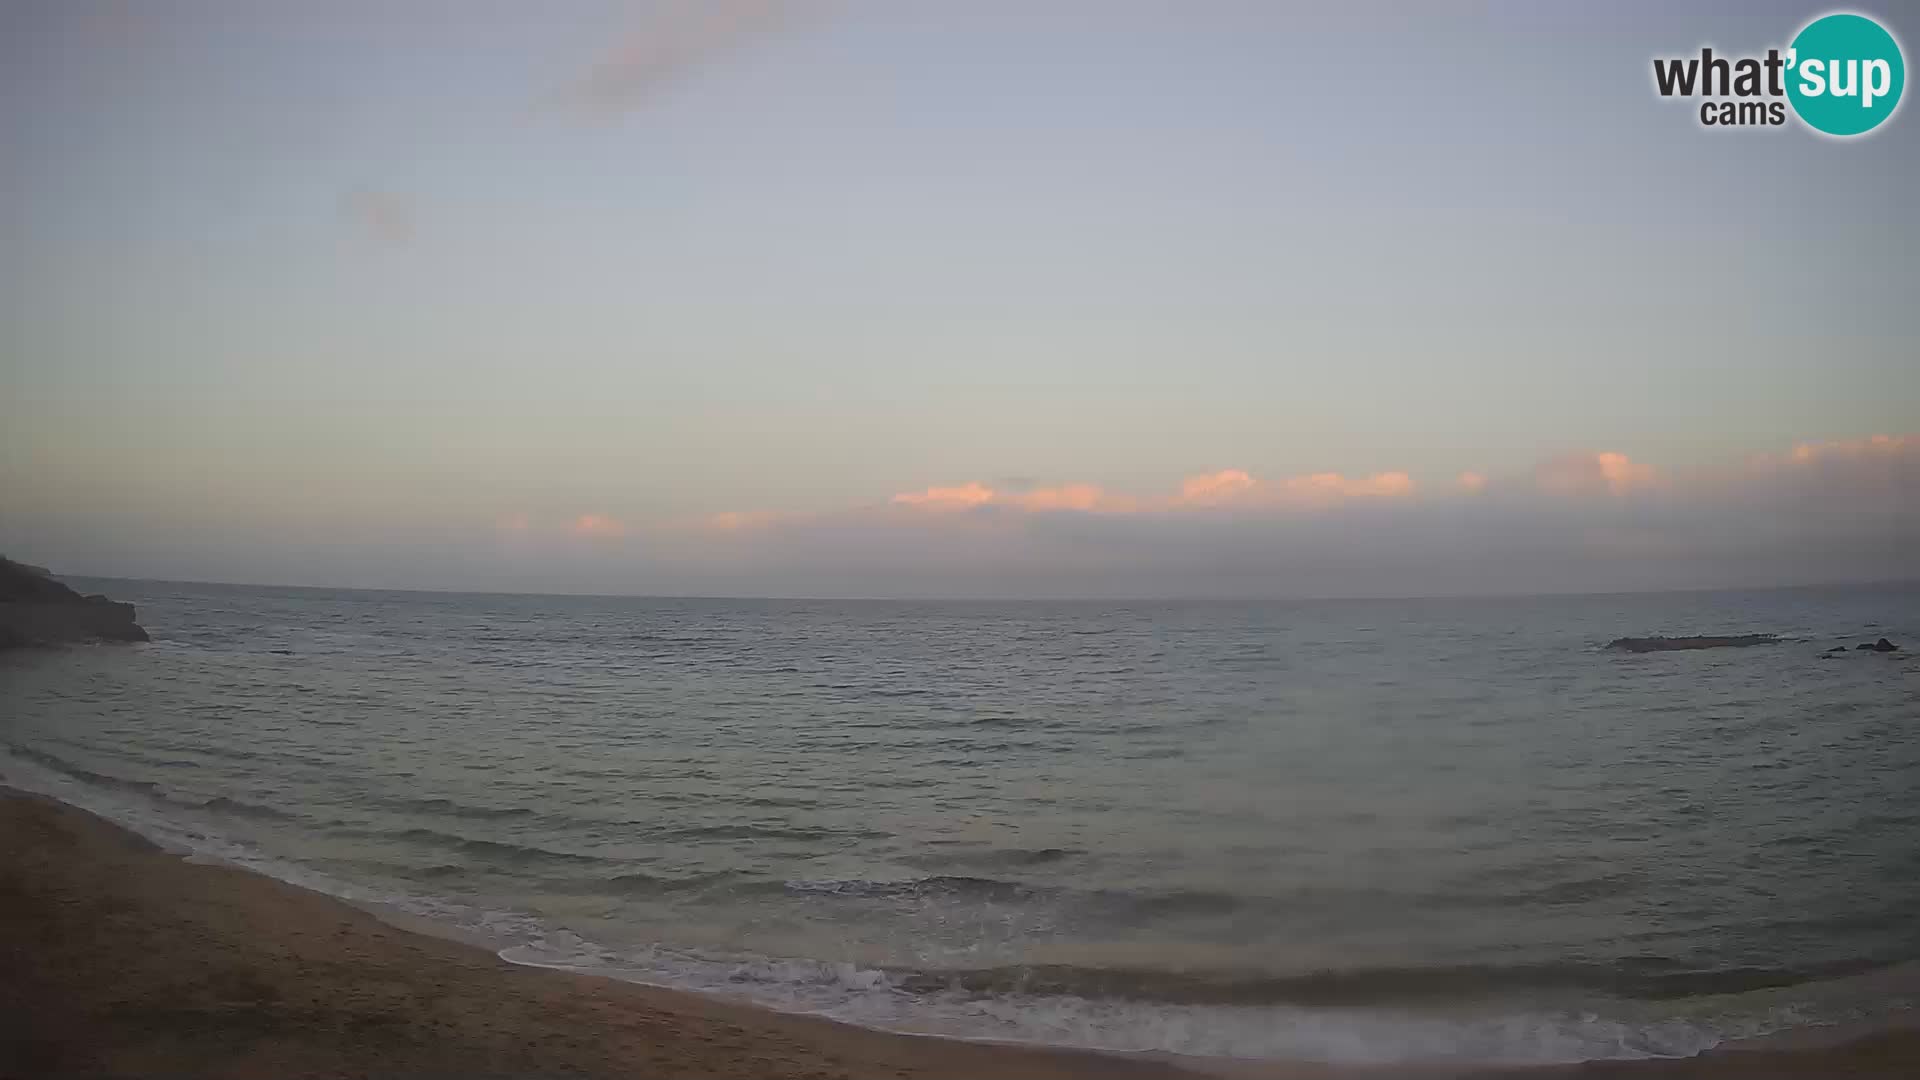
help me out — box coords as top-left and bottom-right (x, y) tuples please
(0, 556), (148, 648)
(1856, 638), (1900, 652)
(1604, 634), (1777, 653)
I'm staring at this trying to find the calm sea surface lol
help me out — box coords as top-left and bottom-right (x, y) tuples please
(4, 580), (1918, 1063)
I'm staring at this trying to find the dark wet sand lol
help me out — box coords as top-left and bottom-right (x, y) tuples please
(3, 790), (1915, 1079)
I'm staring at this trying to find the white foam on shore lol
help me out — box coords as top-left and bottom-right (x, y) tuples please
(494, 935), (1746, 1064)
(1, 747), (1897, 1067)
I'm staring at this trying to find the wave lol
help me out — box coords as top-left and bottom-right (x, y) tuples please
(6, 744), (162, 797)
(188, 794), (297, 821)
(535, 869), (743, 897)
(738, 795), (821, 809)
(760, 873), (1310, 923)
(760, 866), (1733, 929)
(769, 872), (1272, 914)
(358, 826), (610, 868)
(3, 746), (1907, 1067)
(4, 742), (310, 823)
(776, 874), (1036, 902)
(751, 872), (1920, 1002)
(376, 795), (538, 821)
(495, 939), (1908, 1066)
(656, 822), (890, 843)
(626, 633), (726, 645)
(900, 846), (1084, 870)
(178, 742), (266, 764)
(888, 957), (1893, 1007)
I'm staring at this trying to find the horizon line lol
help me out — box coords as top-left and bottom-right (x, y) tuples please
(42, 569), (1920, 607)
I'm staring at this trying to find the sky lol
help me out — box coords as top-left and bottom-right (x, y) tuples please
(2, 0), (1916, 598)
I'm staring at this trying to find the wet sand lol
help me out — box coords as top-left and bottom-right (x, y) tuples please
(3, 790), (1915, 1080)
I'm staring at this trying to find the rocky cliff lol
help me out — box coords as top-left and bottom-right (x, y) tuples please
(0, 557), (149, 648)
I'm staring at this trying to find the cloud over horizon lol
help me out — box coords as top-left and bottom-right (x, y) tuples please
(569, 514), (628, 539)
(7, 436), (1914, 599)
(653, 436), (1918, 596)
(879, 466), (1421, 521)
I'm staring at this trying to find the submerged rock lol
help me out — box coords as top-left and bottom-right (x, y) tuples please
(0, 556), (148, 648)
(1605, 634), (1777, 653)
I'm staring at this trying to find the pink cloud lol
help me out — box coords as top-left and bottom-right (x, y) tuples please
(883, 467), (1417, 518)
(596, 435), (1920, 597)
(702, 435), (1910, 542)
(571, 513), (627, 538)
(519, 434), (1915, 597)
(1596, 452), (1657, 495)
(1289, 471), (1414, 500)
(889, 481), (1137, 515)
(1175, 468), (1416, 509)
(1535, 451), (1660, 496)
(891, 482), (997, 511)
(342, 189), (415, 246)
(1787, 433), (1912, 465)
(707, 510), (786, 532)
(1178, 469), (1259, 506)
(564, 0), (804, 113)
(1010, 484), (1143, 514)
(1731, 433), (1918, 501)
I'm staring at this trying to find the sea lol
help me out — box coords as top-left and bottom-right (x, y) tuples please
(3, 579), (1918, 1066)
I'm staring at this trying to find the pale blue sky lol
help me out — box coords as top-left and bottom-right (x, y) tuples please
(2, 1), (1915, 594)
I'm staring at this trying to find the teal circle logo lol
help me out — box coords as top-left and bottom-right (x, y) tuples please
(1786, 13), (1905, 136)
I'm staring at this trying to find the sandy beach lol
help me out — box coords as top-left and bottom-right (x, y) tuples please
(0, 789), (1913, 1080)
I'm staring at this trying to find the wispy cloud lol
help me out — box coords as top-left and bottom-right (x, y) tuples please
(891, 482), (997, 511)
(707, 509), (788, 531)
(1533, 451), (1660, 496)
(875, 467), (1417, 522)
(1272, 470), (1416, 505)
(1177, 469), (1258, 507)
(560, 0), (810, 114)
(471, 435), (1916, 597)
(570, 513), (627, 538)
(1785, 433), (1912, 467)
(341, 188), (416, 246)
(1164, 468), (1418, 509)
(1009, 484), (1138, 514)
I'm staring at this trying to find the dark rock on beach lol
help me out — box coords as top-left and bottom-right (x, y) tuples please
(0, 556), (148, 648)
(1605, 634), (1777, 653)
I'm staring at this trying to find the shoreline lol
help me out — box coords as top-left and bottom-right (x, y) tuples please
(3, 789), (1916, 1079)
